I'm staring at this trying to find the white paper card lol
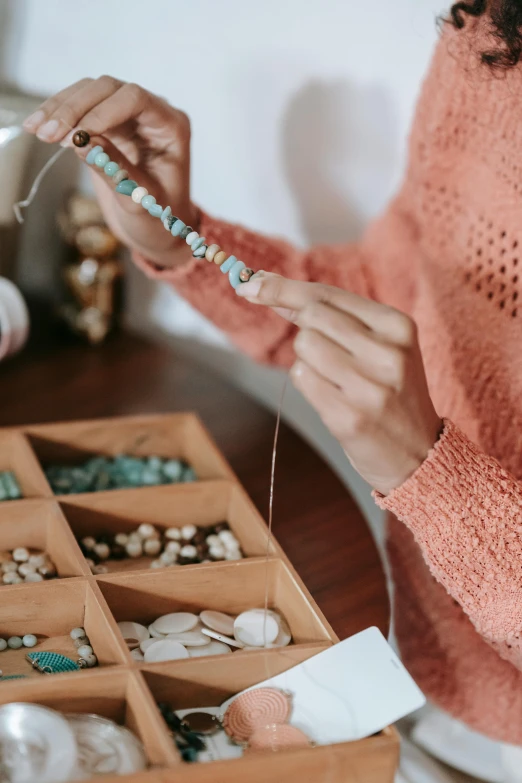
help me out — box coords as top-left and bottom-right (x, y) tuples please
(221, 626), (425, 745)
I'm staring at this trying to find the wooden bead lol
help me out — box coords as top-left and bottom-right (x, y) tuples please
(214, 251), (227, 266)
(73, 130), (90, 148)
(205, 244), (220, 262)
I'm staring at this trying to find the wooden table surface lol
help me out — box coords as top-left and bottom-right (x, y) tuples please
(0, 318), (389, 641)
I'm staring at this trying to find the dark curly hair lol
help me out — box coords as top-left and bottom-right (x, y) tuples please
(449, 1), (522, 68)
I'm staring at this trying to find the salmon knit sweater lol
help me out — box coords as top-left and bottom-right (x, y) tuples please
(135, 23), (522, 744)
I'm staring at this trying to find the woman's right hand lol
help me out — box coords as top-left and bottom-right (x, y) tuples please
(23, 76), (198, 268)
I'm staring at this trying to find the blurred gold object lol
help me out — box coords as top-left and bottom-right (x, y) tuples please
(57, 194), (123, 344)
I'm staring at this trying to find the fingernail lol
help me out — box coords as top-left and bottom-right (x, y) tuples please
(36, 119), (59, 141)
(23, 110), (45, 130)
(236, 278), (262, 298)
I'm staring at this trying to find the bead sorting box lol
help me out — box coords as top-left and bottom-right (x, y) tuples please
(0, 413), (399, 782)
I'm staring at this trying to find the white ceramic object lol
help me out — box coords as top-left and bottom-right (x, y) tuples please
(199, 610), (235, 636)
(143, 639), (189, 663)
(117, 621), (149, 645)
(187, 640), (232, 657)
(152, 613), (199, 635)
(0, 278), (29, 362)
(139, 638), (159, 654)
(233, 609), (279, 647)
(201, 628), (244, 649)
(165, 630), (210, 647)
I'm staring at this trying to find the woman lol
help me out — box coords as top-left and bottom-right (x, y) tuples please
(22, 3), (522, 781)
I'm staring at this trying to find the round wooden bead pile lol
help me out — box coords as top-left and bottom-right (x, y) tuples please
(118, 607), (291, 663)
(70, 626), (98, 668)
(74, 131), (255, 290)
(46, 455), (195, 495)
(1, 548), (57, 585)
(79, 521), (243, 573)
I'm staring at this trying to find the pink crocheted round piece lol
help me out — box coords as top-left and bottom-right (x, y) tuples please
(222, 688), (291, 743)
(247, 723), (311, 752)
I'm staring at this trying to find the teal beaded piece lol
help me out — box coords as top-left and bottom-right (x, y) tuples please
(94, 152), (110, 168)
(81, 130), (255, 289)
(0, 674), (27, 681)
(0, 471), (22, 501)
(220, 255), (237, 274)
(229, 260), (246, 289)
(116, 179), (138, 196)
(26, 651), (80, 674)
(104, 161), (119, 177)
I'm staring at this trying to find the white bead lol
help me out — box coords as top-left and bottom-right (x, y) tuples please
(199, 610), (235, 636)
(143, 538), (162, 556)
(131, 186), (148, 204)
(93, 543), (110, 560)
(166, 630), (210, 647)
(0, 639), (6, 651)
(2, 572), (21, 584)
(28, 554), (46, 568)
(130, 648), (144, 661)
(1, 562), (17, 573)
(233, 609), (279, 647)
(205, 535), (220, 547)
(12, 548), (29, 563)
(22, 634), (37, 648)
(164, 527), (181, 541)
(137, 523), (156, 539)
(224, 551), (242, 561)
(77, 644), (93, 658)
(185, 231), (198, 246)
(92, 564), (109, 575)
(180, 545), (197, 559)
(117, 621), (149, 644)
(18, 563), (36, 577)
(209, 544), (225, 560)
(187, 640), (231, 657)
(24, 573), (43, 582)
(159, 550), (176, 566)
(165, 541), (181, 555)
(70, 627), (86, 640)
(7, 637), (22, 649)
(127, 532), (141, 544)
(218, 530), (235, 543)
(125, 540), (143, 558)
(114, 533), (128, 546)
(81, 653), (97, 668)
(149, 559), (163, 569)
(152, 612), (199, 635)
(85, 558), (95, 570)
(181, 524), (197, 541)
(144, 639), (189, 663)
(81, 537), (96, 551)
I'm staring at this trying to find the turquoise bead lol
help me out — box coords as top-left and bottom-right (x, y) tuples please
(94, 152), (110, 168)
(191, 236), (206, 252)
(141, 194), (156, 209)
(104, 161), (119, 177)
(220, 255), (237, 274)
(193, 246), (207, 258)
(86, 145), (103, 165)
(161, 206), (172, 221)
(116, 179), (138, 196)
(148, 204), (163, 218)
(229, 260), (246, 289)
(171, 219), (185, 237)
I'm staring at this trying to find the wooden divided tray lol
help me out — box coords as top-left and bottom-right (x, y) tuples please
(0, 413), (399, 783)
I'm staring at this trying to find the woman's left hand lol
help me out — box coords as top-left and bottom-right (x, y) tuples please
(237, 272), (442, 495)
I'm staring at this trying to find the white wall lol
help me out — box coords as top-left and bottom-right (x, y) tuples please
(0, 0), (441, 548)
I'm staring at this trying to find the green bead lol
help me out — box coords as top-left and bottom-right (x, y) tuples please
(115, 179), (138, 196)
(220, 255), (237, 274)
(94, 152), (110, 168)
(228, 260), (246, 290)
(141, 195), (156, 209)
(148, 204), (163, 218)
(104, 161), (119, 177)
(86, 145), (103, 165)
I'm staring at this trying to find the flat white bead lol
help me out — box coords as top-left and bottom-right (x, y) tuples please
(18, 563), (36, 577)
(181, 524), (197, 541)
(233, 609), (279, 647)
(143, 639), (189, 663)
(7, 637), (22, 649)
(131, 186), (148, 204)
(137, 523), (156, 539)
(149, 559), (163, 569)
(166, 630), (210, 647)
(209, 544), (225, 560)
(12, 548), (29, 563)
(165, 541), (180, 555)
(77, 644), (93, 658)
(185, 231), (198, 246)
(93, 543), (110, 560)
(1, 561), (17, 573)
(152, 612), (199, 635)
(201, 628), (244, 648)
(28, 554), (46, 568)
(130, 648), (144, 661)
(0, 639), (6, 651)
(180, 545), (197, 559)
(22, 634), (37, 648)
(224, 551), (242, 561)
(143, 538), (162, 556)
(188, 640), (231, 657)
(218, 530), (235, 543)
(117, 621), (149, 645)
(165, 527), (181, 541)
(70, 627), (86, 640)
(159, 550), (176, 566)
(114, 533), (128, 546)
(140, 638), (159, 653)
(205, 535), (220, 547)
(81, 537), (96, 551)
(24, 573), (43, 582)
(199, 610), (235, 636)
(125, 540), (143, 558)
(148, 624), (165, 638)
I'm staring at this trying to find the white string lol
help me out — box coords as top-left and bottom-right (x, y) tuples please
(13, 146), (67, 224)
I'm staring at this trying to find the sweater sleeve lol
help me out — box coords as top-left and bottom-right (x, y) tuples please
(375, 419), (522, 671)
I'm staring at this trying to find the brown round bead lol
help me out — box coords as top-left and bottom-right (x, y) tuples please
(72, 130), (90, 148)
(239, 267), (254, 283)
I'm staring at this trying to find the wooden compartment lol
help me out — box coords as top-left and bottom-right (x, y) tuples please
(0, 579), (127, 678)
(96, 559), (333, 653)
(0, 668), (176, 768)
(25, 414), (234, 489)
(0, 431), (51, 500)
(59, 481), (278, 575)
(0, 499), (88, 579)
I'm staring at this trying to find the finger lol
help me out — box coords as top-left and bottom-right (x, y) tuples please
(237, 271), (413, 345)
(35, 75), (124, 143)
(23, 78), (95, 132)
(297, 302), (405, 387)
(294, 329), (389, 412)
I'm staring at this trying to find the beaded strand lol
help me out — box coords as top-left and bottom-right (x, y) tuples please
(73, 131), (254, 289)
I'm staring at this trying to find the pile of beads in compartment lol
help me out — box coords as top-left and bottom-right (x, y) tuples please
(45, 455), (196, 495)
(1, 548), (56, 585)
(79, 522), (243, 574)
(0, 472), (22, 501)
